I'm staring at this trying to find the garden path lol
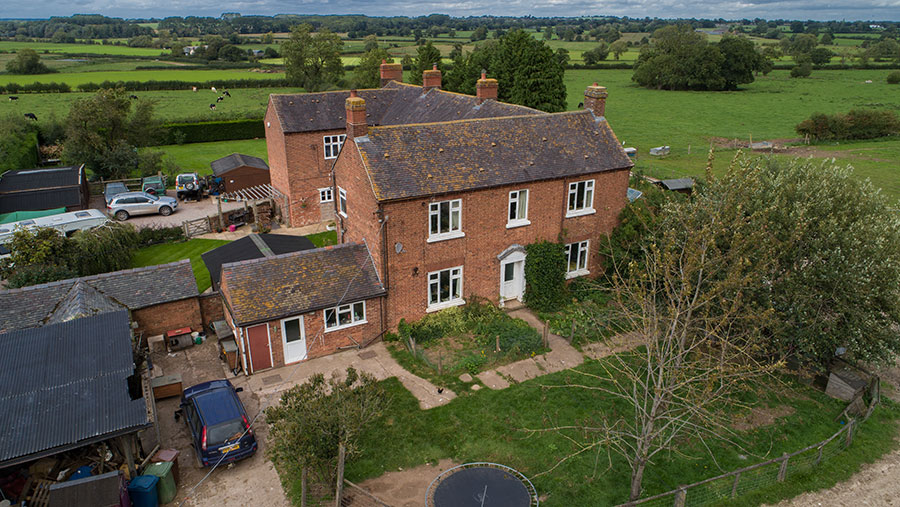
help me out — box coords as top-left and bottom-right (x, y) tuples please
(476, 308), (584, 389)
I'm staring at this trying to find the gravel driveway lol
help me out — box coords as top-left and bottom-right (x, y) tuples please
(91, 191), (247, 229)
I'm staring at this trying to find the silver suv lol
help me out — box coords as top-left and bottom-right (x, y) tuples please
(108, 191), (178, 221)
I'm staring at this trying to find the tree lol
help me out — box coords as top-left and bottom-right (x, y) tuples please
(717, 36), (767, 89)
(789, 33), (819, 56)
(354, 48), (392, 89)
(5, 48), (53, 74)
(543, 26), (553, 40)
(218, 44), (245, 62)
(62, 88), (163, 180)
(582, 42), (610, 65)
(610, 40), (628, 60)
(810, 47), (834, 65)
(261, 32), (275, 44)
(266, 368), (389, 501)
(632, 25), (726, 91)
(820, 32), (834, 45)
(790, 60), (812, 78)
(282, 23), (344, 92)
(363, 34), (379, 52)
(127, 34), (153, 47)
(471, 25), (487, 42)
(409, 40), (443, 85)
(0, 113), (40, 173)
(554, 48), (570, 67)
(490, 30), (566, 112)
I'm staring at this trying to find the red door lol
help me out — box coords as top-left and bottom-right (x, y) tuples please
(246, 324), (272, 373)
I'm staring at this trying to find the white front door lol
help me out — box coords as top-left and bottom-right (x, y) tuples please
(281, 316), (307, 364)
(500, 260), (525, 302)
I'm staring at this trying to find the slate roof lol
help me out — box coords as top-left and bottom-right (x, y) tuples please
(202, 233), (315, 292)
(221, 243), (385, 327)
(658, 178), (694, 191)
(45, 280), (126, 325)
(0, 311), (151, 467)
(355, 110), (634, 201)
(268, 82), (541, 134)
(210, 153), (270, 177)
(0, 260), (198, 333)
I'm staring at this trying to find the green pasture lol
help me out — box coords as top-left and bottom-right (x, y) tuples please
(0, 41), (165, 57)
(564, 68), (900, 199)
(148, 139), (268, 174)
(0, 68), (285, 87)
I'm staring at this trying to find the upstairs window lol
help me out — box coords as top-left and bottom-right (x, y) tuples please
(338, 187), (347, 216)
(507, 189), (530, 228)
(567, 179), (595, 217)
(319, 187), (333, 203)
(565, 240), (590, 278)
(323, 135), (346, 159)
(428, 199), (462, 241)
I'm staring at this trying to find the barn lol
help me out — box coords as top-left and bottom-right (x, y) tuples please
(0, 165), (89, 213)
(210, 153), (270, 193)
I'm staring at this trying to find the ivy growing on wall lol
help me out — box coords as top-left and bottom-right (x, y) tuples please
(523, 240), (568, 312)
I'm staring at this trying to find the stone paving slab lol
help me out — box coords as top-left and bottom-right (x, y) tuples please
(476, 370), (511, 389)
(581, 331), (643, 360)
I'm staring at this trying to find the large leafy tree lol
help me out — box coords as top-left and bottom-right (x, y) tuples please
(718, 35), (768, 89)
(282, 23), (344, 92)
(409, 40), (443, 85)
(0, 113), (40, 174)
(63, 88), (163, 180)
(354, 48), (393, 89)
(5, 48), (54, 74)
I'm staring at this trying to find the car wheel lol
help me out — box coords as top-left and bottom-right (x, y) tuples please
(194, 448), (205, 469)
(114, 210), (129, 221)
(159, 205), (173, 216)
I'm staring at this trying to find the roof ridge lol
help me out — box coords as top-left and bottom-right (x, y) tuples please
(368, 109), (588, 132)
(269, 87), (398, 99)
(0, 259), (192, 295)
(221, 242), (360, 272)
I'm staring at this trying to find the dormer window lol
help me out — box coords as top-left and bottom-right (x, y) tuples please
(324, 135), (346, 159)
(427, 199), (463, 242)
(567, 179), (595, 218)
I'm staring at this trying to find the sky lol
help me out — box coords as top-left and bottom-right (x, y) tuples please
(2, 0), (899, 22)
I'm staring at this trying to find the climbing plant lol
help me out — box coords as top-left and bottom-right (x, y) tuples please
(523, 240), (568, 312)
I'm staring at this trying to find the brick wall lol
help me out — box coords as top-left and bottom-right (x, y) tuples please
(199, 293), (225, 329)
(265, 99), (343, 227)
(333, 138), (384, 279)
(338, 166), (630, 329)
(132, 297), (203, 338)
(222, 166), (271, 193)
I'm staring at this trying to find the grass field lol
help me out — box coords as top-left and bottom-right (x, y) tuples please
(0, 68), (285, 87)
(149, 139), (268, 174)
(131, 238), (230, 292)
(0, 41), (166, 56)
(314, 361), (900, 507)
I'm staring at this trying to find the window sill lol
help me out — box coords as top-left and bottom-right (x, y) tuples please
(566, 208), (596, 219)
(506, 219), (531, 229)
(338, 211), (348, 218)
(426, 299), (465, 313)
(565, 269), (590, 280)
(324, 320), (367, 333)
(426, 231), (465, 243)
(320, 200), (333, 204)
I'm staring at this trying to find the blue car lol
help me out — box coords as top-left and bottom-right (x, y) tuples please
(176, 379), (258, 467)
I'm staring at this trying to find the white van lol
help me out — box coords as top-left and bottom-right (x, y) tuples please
(0, 209), (110, 244)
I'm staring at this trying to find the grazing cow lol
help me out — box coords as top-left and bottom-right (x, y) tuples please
(24, 113), (37, 120)
(8, 96), (18, 101)
(209, 104), (216, 110)
(211, 86), (217, 92)
(216, 96), (224, 102)
(223, 90), (231, 97)
(192, 86), (198, 92)
(129, 95), (139, 99)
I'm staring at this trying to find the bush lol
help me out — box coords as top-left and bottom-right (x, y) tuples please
(160, 118), (264, 145)
(888, 71), (900, 84)
(523, 241), (568, 312)
(796, 109), (900, 141)
(70, 223), (139, 276)
(790, 62), (812, 78)
(5, 263), (77, 289)
(136, 225), (185, 246)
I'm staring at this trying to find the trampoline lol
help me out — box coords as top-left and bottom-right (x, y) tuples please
(426, 462), (539, 507)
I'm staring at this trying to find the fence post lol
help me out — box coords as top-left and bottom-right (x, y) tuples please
(731, 472), (740, 498)
(182, 221), (189, 238)
(673, 487), (686, 507)
(815, 444), (824, 466)
(845, 419), (855, 448)
(777, 453), (789, 482)
(569, 318), (576, 344)
(335, 443), (346, 507)
(300, 467), (307, 507)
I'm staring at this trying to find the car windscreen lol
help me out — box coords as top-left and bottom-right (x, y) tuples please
(207, 419), (245, 446)
(177, 175), (194, 184)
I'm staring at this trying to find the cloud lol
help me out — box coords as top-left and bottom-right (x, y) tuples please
(3, 0), (899, 21)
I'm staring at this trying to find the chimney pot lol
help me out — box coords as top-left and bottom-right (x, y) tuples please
(584, 84), (608, 118)
(345, 90), (367, 139)
(476, 72), (498, 105)
(423, 65), (442, 92)
(379, 60), (403, 87)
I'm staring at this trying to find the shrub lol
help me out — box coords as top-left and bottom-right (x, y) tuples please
(5, 263), (77, 289)
(136, 225), (185, 246)
(888, 71), (900, 84)
(70, 223), (139, 276)
(796, 109), (900, 140)
(790, 62), (812, 78)
(160, 118), (264, 144)
(523, 241), (568, 312)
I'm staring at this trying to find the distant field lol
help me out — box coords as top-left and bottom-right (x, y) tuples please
(0, 86), (300, 123)
(564, 68), (900, 199)
(0, 41), (165, 56)
(0, 68), (285, 87)
(149, 138), (268, 174)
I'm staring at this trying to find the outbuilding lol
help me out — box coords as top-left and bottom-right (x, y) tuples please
(210, 153), (270, 193)
(0, 165), (89, 213)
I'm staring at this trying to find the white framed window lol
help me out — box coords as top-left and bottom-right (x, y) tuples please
(338, 187), (347, 217)
(427, 199), (463, 242)
(565, 240), (590, 278)
(427, 266), (463, 311)
(324, 301), (366, 331)
(507, 189), (530, 228)
(567, 179), (595, 217)
(319, 187), (333, 203)
(323, 134), (346, 159)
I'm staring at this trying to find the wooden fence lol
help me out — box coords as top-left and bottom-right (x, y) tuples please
(618, 376), (881, 507)
(182, 217), (211, 238)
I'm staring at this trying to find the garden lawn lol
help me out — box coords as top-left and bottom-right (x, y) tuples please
(131, 238), (230, 292)
(318, 361), (900, 507)
(305, 230), (337, 247)
(564, 68), (900, 200)
(149, 139), (268, 174)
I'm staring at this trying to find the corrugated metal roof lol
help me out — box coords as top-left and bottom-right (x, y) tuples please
(0, 311), (150, 466)
(0, 166), (82, 192)
(659, 178), (694, 191)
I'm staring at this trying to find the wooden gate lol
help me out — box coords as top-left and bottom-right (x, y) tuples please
(182, 217), (211, 238)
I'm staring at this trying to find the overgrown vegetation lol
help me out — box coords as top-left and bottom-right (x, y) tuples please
(795, 108), (900, 140)
(0, 113), (40, 174)
(523, 241), (568, 312)
(5, 48), (55, 74)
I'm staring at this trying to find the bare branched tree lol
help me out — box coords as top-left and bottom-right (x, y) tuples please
(529, 166), (785, 502)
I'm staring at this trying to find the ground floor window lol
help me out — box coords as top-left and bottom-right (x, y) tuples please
(428, 266), (463, 310)
(565, 240), (590, 278)
(324, 301), (366, 331)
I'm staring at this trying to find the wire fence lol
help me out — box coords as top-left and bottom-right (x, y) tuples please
(618, 375), (880, 507)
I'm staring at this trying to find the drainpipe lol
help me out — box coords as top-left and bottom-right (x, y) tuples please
(377, 205), (389, 330)
(238, 327), (249, 375)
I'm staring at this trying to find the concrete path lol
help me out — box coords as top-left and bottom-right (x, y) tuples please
(476, 308), (584, 390)
(247, 342), (456, 409)
(196, 221), (330, 241)
(581, 331), (644, 360)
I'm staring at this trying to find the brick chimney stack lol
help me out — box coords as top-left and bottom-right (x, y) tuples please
(423, 64), (442, 92)
(345, 89), (367, 139)
(380, 59), (403, 87)
(476, 71), (498, 105)
(583, 83), (608, 117)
